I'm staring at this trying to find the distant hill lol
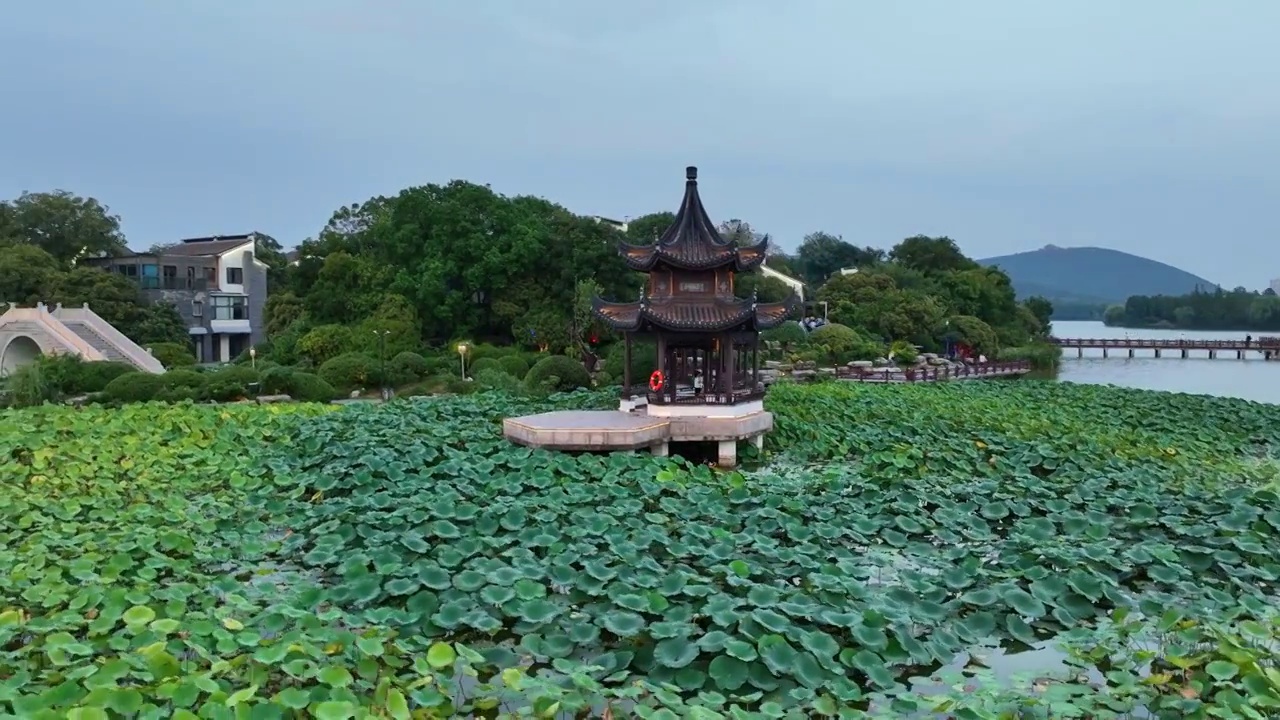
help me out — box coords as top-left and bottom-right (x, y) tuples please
(980, 245), (1218, 305)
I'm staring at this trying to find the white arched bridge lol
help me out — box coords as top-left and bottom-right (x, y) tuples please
(0, 302), (166, 376)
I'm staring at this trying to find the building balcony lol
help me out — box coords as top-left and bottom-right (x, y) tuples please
(138, 277), (218, 292)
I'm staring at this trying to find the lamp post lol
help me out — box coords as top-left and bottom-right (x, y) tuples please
(249, 346), (256, 370)
(457, 342), (469, 381)
(373, 330), (390, 401)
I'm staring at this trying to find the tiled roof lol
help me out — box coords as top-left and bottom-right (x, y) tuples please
(159, 238), (253, 257)
(593, 293), (798, 333)
(620, 167), (768, 272)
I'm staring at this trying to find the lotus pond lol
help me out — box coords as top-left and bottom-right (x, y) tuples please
(2, 382), (1280, 719)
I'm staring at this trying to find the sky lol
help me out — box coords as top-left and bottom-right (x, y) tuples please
(3, 1), (1278, 288)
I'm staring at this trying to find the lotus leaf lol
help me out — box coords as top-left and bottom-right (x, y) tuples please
(5, 385), (1280, 716)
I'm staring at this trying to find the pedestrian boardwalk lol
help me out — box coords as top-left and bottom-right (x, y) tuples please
(1051, 337), (1280, 360)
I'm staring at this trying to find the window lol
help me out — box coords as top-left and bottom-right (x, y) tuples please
(140, 264), (159, 289)
(192, 300), (203, 317)
(162, 265), (177, 289)
(203, 267), (217, 288)
(186, 266), (196, 289)
(212, 296), (248, 321)
(225, 267), (243, 285)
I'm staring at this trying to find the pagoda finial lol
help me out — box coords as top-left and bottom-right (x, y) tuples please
(686, 166), (698, 181)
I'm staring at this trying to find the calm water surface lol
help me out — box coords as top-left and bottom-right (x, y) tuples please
(1051, 320), (1280, 404)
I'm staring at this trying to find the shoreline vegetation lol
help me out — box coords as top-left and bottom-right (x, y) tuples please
(5, 184), (1060, 407)
(1101, 286), (1280, 333)
(3, 381), (1278, 717)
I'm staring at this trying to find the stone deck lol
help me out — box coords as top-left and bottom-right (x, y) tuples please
(502, 407), (773, 467)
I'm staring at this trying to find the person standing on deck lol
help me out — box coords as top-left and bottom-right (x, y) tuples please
(692, 370), (704, 397)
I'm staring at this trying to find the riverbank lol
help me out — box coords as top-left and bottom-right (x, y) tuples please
(4, 382), (1277, 717)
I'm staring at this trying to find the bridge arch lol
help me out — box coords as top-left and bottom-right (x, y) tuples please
(0, 335), (44, 376)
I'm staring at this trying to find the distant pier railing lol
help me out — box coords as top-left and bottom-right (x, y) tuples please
(1050, 337), (1280, 359)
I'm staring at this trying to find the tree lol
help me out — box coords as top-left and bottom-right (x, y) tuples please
(51, 268), (147, 333)
(717, 219), (764, 247)
(304, 251), (387, 326)
(0, 244), (63, 305)
(796, 232), (883, 286)
(1023, 296), (1054, 335)
(624, 212), (675, 245)
(734, 273), (793, 303)
(3, 191), (126, 263)
(888, 235), (977, 275)
(131, 304), (190, 345)
(264, 292), (306, 337)
(252, 232), (290, 291)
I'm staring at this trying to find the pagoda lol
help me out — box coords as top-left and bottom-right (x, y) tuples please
(594, 166), (798, 412)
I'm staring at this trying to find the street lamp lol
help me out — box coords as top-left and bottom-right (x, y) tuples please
(457, 342), (469, 381)
(373, 330), (391, 401)
(249, 346), (256, 370)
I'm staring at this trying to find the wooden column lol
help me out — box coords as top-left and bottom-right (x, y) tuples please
(719, 334), (731, 397)
(623, 333), (633, 392)
(753, 333), (760, 388)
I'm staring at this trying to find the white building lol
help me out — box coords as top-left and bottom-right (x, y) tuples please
(1270, 277), (1280, 294)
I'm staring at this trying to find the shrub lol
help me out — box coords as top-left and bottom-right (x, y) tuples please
(447, 377), (479, 395)
(762, 321), (808, 349)
(469, 357), (502, 377)
(474, 368), (522, 394)
(468, 343), (516, 361)
(943, 315), (1000, 358)
(998, 342), (1062, 371)
(156, 369), (206, 402)
(200, 380), (248, 402)
(287, 372), (338, 402)
(388, 351), (428, 384)
(298, 324), (356, 365)
(103, 372), (168, 403)
(72, 361), (137, 394)
(889, 340), (920, 365)
(809, 323), (883, 363)
(318, 352), (379, 392)
(524, 355), (591, 393)
(4, 362), (56, 408)
(422, 354), (459, 377)
(148, 342), (196, 368)
(498, 355), (530, 379)
(207, 365), (261, 390)
(33, 355), (136, 395)
(259, 366), (296, 395)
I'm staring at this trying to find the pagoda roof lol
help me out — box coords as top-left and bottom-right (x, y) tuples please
(619, 167), (769, 272)
(593, 292), (799, 333)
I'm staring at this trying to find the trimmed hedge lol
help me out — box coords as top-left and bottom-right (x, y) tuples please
(318, 352), (378, 392)
(524, 355), (591, 393)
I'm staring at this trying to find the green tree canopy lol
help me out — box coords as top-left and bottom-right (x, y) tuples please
(2, 191), (127, 263)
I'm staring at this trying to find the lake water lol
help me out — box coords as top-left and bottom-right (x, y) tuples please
(1051, 320), (1280, 404)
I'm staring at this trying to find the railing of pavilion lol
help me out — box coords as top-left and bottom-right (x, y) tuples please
(619, 384), (767, 405)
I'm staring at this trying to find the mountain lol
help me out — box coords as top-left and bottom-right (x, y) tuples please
(980, 245), (1218, 304)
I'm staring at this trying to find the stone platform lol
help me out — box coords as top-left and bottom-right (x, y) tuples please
(503, 407), (772, 467)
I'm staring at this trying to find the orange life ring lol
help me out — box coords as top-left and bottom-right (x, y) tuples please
(649, 370), (665, 392)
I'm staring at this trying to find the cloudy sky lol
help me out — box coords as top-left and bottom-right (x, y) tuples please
(3, 1), (1277, 287)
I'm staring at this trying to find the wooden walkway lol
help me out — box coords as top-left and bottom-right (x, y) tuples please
(1051, 337), (1280, 360)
